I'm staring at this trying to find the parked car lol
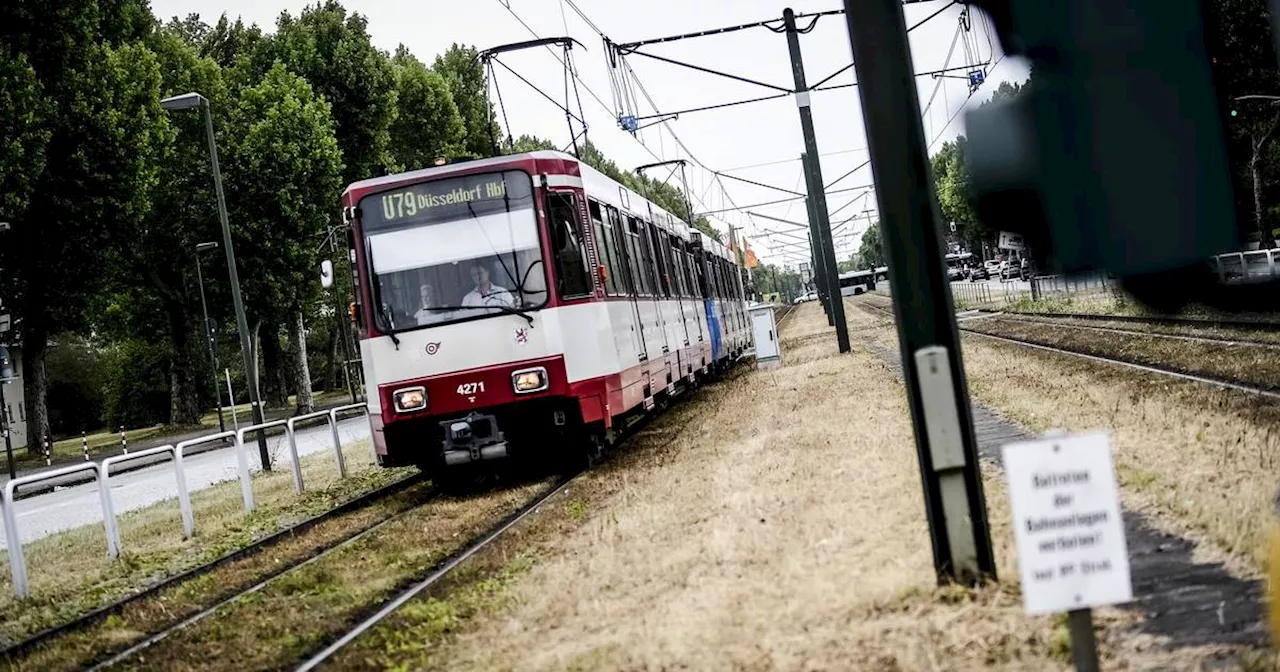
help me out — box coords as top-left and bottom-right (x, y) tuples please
(1000, 260), (1020, 280)
(967, 264), (990, 281)
(947, 266), (965, 281)
(793, 291), (818, 305)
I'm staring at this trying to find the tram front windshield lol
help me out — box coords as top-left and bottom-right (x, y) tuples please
(360, 170), (548, 332)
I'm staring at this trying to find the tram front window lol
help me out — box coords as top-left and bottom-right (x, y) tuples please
(361, 170), (548, 331)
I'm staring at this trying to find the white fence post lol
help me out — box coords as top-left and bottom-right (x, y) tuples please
(173, 430), (237, 537)
(3, 462), (119, 599)
(101, 445), (184, 554)
(328, 403), (371, 466)
(232, 429), (257, 513)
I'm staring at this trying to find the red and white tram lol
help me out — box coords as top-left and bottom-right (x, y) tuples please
(341, 150), (749, 485)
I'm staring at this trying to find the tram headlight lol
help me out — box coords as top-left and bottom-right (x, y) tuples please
(392, 386), (427, 413)
(511, 367), (549, 394)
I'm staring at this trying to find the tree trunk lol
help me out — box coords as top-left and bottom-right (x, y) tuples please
(167, 306), (202, 426)
(22, 335), (49, 454)
(1251, 151), (1269, 249)
(290, 310), (314, 414)
(259, 321), (289, 409)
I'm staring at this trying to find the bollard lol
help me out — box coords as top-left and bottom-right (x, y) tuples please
(119, 426), (128, 454)
(43, 435), (50, 467)
(82, 431), (89, 461)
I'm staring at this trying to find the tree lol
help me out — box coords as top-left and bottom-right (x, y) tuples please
(855, 222), (885, 270)
(388, 45), (465, 171)
(222, 62), (343, 413)
(96, 26), (231, 426)
(1205, 0), (1280, 247)
(434, 44), (500, 158)
(932, 136), (984, 252)
(0, 1), (162, 450)
(271, 0), (395, 186)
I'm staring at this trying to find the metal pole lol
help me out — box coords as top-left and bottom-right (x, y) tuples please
(786, 14), (849, 353)
(202, 100), (270, 471)
(225, 369), (240, 432)
(843, 0), (996, 583)
(1068, 609), (1100, 672)
(195, 253), (226, 434)
(804, 192), (832, 323)
(1, 385), (13, 480)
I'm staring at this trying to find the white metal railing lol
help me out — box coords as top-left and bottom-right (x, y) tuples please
(102, 445), (186, 548)
(1211, 249), (1280, 284)
(174, 431), (237, 536)
(3, 462), (120, 599)
(330, 403), (374, 465)
(1, 402), (369, 599)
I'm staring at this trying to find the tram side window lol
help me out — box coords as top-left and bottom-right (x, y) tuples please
(628, 217), (653, 295)
(657, 228), (675, 298)
(601, 205), (628, 296)
(641, 221), (668, 298)
(687, 251), (703, 299)
(590, 200), (621, 296)
(547, 192), (593, 299)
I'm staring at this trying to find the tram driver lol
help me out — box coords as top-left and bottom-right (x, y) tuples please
(462, 262), (515, 312)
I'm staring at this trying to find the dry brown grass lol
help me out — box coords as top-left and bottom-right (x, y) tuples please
(957, 325), (1280, 575)
(336, 303), (1237, 671)
(0, 438), (411, 648)
(857, 294), (1280, 575)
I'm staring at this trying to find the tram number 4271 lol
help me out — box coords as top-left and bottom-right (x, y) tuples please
(457, 382), (485, 395)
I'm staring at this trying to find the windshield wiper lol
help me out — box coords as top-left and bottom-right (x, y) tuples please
(424, 304), (536, 327)
(377, 304), (401, 349)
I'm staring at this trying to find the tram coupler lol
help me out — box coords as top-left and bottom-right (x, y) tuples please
(440, 412), (508, 465)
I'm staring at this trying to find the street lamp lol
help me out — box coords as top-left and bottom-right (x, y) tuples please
(161, 92), (270, 470)
(195, 241), (225, 433)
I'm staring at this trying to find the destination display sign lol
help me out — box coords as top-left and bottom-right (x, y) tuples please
(1002, 431), (1132, 615)
(360, 170), (533, 230)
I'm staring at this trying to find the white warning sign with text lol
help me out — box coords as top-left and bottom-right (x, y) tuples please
(1003, 431), (1132, 615)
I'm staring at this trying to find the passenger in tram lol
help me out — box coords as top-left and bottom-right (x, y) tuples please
(461, 263), (515, 311)
(414, 283), (451, 325)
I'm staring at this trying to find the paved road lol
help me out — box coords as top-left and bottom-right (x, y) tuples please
(0, 416), (372, 547)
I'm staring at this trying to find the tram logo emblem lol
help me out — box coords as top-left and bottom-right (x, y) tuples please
(514, 328), (529, 346)
(425, 342), (441, 356)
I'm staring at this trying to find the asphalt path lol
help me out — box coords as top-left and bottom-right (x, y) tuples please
(0, 416), (372, 547)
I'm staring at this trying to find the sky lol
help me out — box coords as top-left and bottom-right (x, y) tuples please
(151, 0), (1029, 267)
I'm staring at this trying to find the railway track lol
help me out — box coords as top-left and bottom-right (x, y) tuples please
(78, 480), (440, 670)
(294, 473), (581, 670)
(853, 299), (1280, 401)
(988, 308), (1280, 331)
(978, 313), (1280, 349)
(0, 471), (427, 665)
(78, 472), (579, 671)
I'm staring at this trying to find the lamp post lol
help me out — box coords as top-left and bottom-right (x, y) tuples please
(0, 224), (13, 479)
(0, 346), (14, 480)
(162, 92), (270, 470)
(195, 241), (226, 433)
